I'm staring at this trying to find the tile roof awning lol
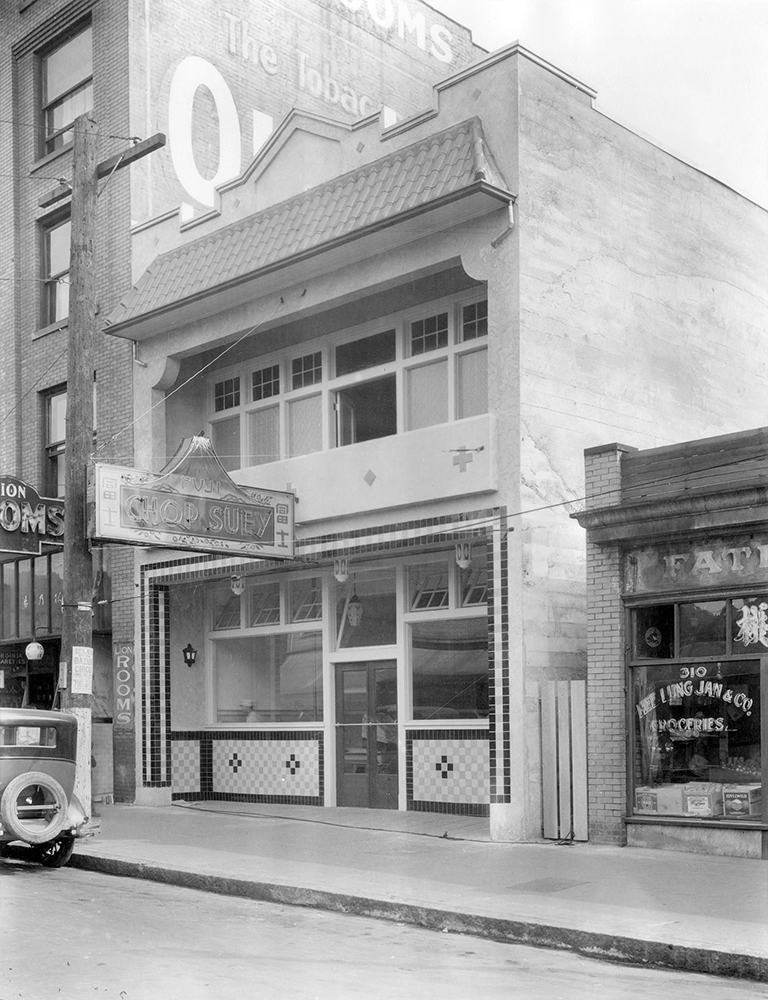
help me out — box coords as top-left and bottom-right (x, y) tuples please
(105, 117), (512, 339)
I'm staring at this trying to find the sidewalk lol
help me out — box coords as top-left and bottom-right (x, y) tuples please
(68, 801), (768, 984)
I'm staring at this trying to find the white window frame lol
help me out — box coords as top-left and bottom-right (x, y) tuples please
(205, 290), (488, 469)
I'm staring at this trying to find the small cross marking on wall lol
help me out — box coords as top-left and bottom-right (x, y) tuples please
(453, 448), (474, 473)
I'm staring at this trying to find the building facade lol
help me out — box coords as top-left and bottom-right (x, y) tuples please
(3, 1), (767, 844)
(577, 430), (767, 859)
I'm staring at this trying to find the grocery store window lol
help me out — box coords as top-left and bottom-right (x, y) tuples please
(41, 23), (93, 155)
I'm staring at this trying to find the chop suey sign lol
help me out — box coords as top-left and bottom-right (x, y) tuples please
(89, 437), (294, 558)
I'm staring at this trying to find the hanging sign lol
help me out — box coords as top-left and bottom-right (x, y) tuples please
(88, 436), (295, 558)
(0, 476), (64, 554)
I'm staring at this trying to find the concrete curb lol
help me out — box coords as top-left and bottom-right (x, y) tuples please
(69, 853), (767, 984)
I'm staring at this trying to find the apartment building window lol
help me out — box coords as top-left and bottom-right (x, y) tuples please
(41, 23), (93, 155)
(44, 387), (67, 497)
(42, 214), (70, 326)
(206, 293), (488, 468)
(42, 381), (96, 497)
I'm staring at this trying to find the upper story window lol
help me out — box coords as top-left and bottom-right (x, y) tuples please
(41, 213), (70, 326)
(43, 386), (67, 497)
(41, 24), (93, 155)
(41, 381), (96, 498)
(206, 292), (488, 471)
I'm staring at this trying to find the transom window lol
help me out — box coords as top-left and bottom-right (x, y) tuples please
(41, 24), (93, 155)
(206, 292), (488, 469)
(292, 352), (322, 388)
(214, 377), (240, 412)
(410, 312), (448, 355)
(252, 365), (280, 400)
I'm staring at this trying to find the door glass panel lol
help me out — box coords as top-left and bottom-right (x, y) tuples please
(342, 669), (367, 775)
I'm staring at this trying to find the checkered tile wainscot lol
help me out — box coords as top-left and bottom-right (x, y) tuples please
(410, 733), (489, 807)
(171, 740), (201, 794)
(213, 739), (320, 797)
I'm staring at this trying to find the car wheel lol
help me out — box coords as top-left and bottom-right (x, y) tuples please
(0, 772), (68, 845)
(34, 833), (76, 868)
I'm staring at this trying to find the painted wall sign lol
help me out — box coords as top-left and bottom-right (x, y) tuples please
(0, 476), (64, 555)
(132, 0), (481, 216)
(113, 642), (135, 727)
(89, 437), (295, 558)
(625, 536), (768, 594)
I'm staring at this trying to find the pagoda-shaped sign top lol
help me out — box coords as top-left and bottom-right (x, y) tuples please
(88, 437), (294, 558)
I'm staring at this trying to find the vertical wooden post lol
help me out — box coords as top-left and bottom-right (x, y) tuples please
(59, 114), (99, 817)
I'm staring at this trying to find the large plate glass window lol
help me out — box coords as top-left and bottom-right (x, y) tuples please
(411, 618), (489, 720)
(630, 597), (765, 822)
(214, 631), (323, 724)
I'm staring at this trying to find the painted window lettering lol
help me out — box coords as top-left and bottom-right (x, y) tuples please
(735, 602), (768, 648)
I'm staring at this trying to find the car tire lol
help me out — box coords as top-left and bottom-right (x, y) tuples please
(0, 772), (68, 845)
(33, 833), (76, 868)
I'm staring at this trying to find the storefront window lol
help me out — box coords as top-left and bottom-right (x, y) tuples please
(633, 604), (674, 658)
(214, 631), (322, 724)
(250, 582), (281, 626)
(679, 601), (726, 657)
(633, 660), (762, 820)
(732, 596), (768, 652)
(336, 571), (396, 648)
(411, 618), (488, 720)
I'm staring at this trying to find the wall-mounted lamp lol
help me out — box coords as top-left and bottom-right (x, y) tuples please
(455, 541), (472, 570)
(182, 643), (198, 668)
(25, 641), (45, 662)
(230, 575), (244, 596)
(333, 558), (349, 583)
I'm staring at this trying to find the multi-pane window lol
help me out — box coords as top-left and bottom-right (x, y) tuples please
(41, 24), (93, 155)
(292, 352), (322, 388)
(214, 377), (240, 412)
(42, 215), (70, 325)
(206, 293), (488, 467)
(461, 300), (488, 340)
(252, 365), (280, 400)
(410, 312), (448, 355)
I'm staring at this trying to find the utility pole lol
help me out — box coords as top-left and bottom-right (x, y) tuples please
(43, 114), (165, 820)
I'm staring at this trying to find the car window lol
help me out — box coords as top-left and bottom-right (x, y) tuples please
(0, 726), (57, 747)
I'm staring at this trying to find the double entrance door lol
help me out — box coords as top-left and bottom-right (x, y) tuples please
(335, 661), (398, 809)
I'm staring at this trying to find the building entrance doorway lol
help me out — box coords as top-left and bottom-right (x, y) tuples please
(335, 661), (397, 809)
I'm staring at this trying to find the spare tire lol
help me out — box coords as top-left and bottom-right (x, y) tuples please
(0, 772), (68, 845)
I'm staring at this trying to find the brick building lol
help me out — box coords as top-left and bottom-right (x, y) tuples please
(2, 0), (766, 844)
(576, 430), (768, 859)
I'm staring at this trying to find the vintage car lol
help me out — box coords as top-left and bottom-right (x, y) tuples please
(0, 706), (89, 867)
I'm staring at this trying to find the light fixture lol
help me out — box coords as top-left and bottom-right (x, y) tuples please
(230, 575), (244, 596)
(25, 641), (44, 662)
(347, 593), (363, 627)
(455, 541), (472, 570)
(333, 558), (349, 583)
(182, 643), (198, 668)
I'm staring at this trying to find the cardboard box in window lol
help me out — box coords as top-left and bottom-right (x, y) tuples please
(635, 786), (684, 815)
(722, 784), (762, 817)
(682, 782), (724, 818)
(635, 788), (658, 814)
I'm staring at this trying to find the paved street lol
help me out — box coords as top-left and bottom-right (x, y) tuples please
(2, 861), (766, 1000)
